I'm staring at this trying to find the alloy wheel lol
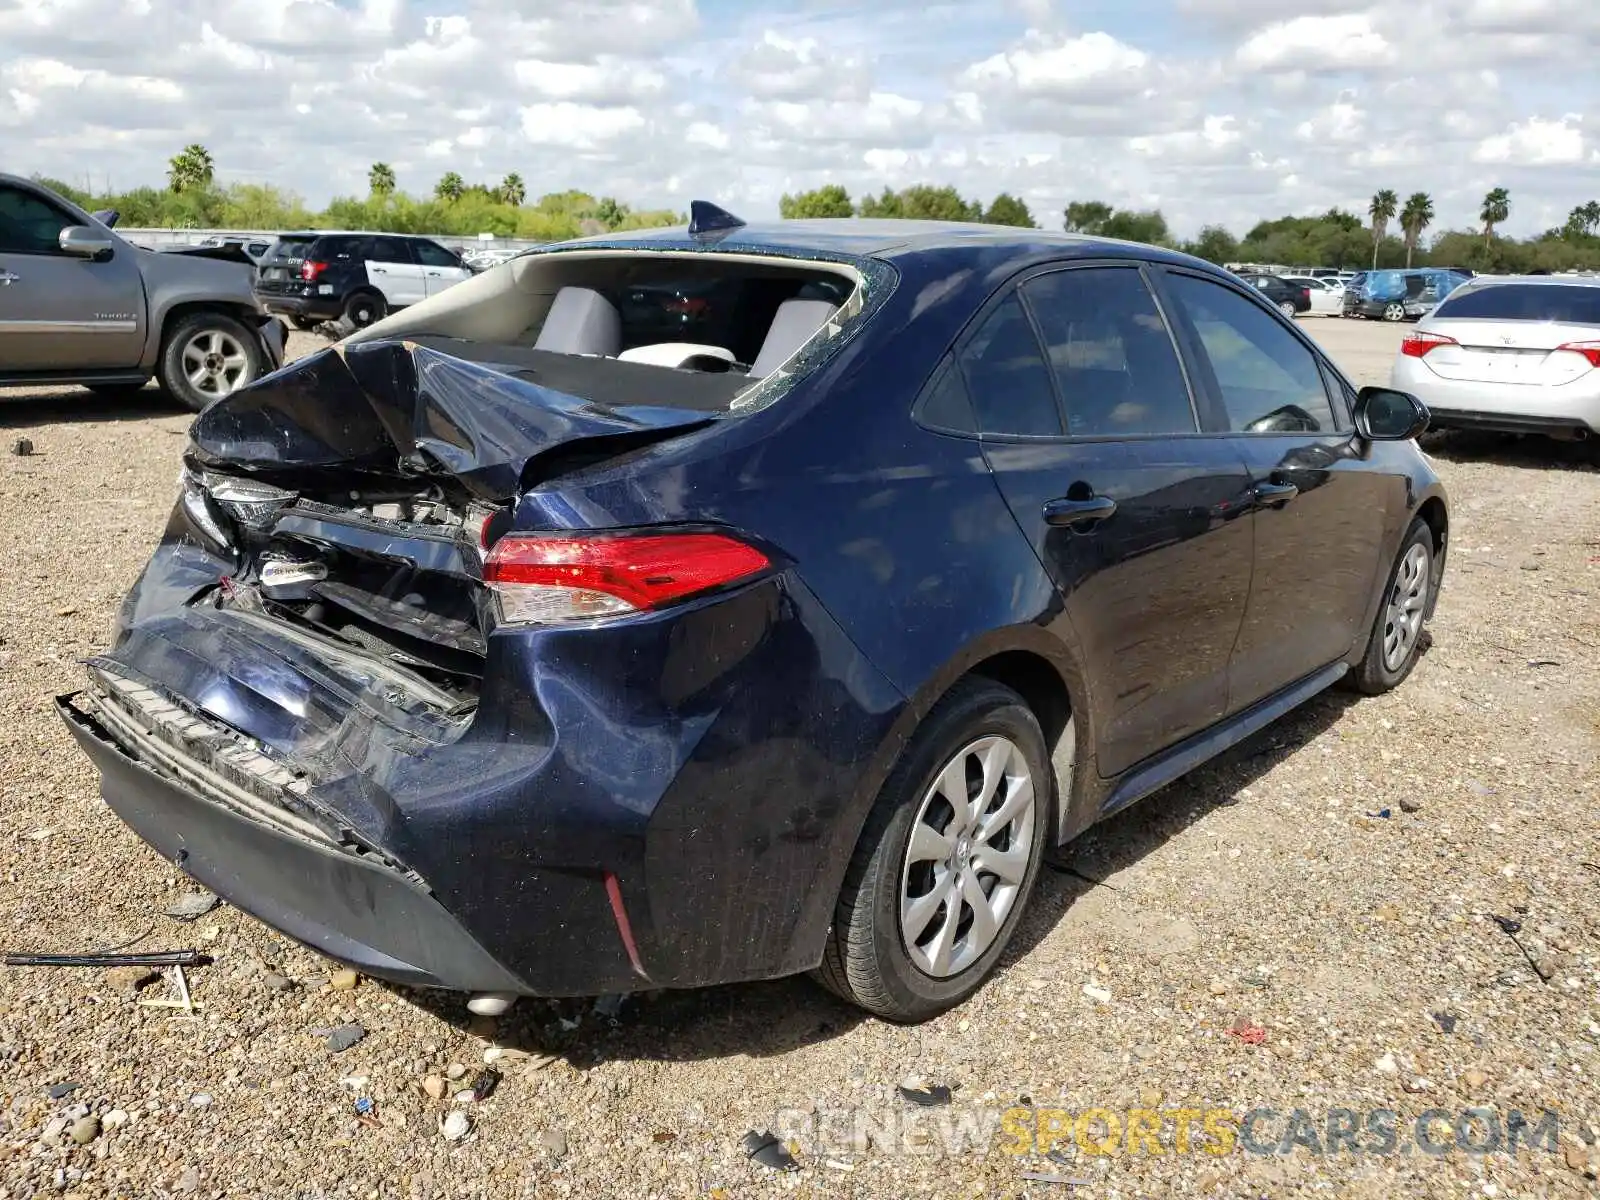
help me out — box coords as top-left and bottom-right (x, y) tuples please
(1383, 302), (1405, 322)
(1382, 542), (1430, 672)
(180, 329), (250, 399)
(899, 735), (1036, 978)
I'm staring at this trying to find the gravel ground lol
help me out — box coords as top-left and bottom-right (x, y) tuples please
(1, 321), (1597, 1199)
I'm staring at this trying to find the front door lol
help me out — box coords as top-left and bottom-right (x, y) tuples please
(415, 240), (472, 298)
(962, 266), (1255, 779)
(0, 182), (145, 371)
(1155, 268), (1389, 711)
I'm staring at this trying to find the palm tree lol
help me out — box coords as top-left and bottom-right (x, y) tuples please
(368, 162), (396, 197)
(1368, 189), (1398, 269)
(435, 172), (465, 203)
(167, 144), (215, 194)
(1581, 200), (1600, 236)
(1480, 187), (1510, 247)
(498, 173), (526, 207)
(1398, 192), (1434, 268)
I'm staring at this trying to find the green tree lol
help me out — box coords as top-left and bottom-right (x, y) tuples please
(1398, 192), (1434, 268)
(498, 173), (526, 207)
(856, 187), (904, 219)
(1480, 187), (1510, 247)
(368, 162), (396, 197)
(1099, 209), (1170, 246)
(1367, 189), (1398, 270)
(434, 172), (465, 203)
(983, 193), (1036, 227)
(779, 184), (854, 219)
(593, 197), (629, 228)
(167, 144), (215, 194)
(1063, 200), (1114, 234)
(1185, 224), (1239, 265)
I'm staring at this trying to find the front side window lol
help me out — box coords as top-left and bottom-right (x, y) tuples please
(0, 186), (74, 255)
(1164, 274), (1338, 434)
(1023, 268), (1197, 436)
(956, 294), (1062, 437)
(413, 241), (460, 268)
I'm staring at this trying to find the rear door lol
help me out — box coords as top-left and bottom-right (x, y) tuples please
(1155, 268), (1390, 710)
(255, 236), (317, 297)
(964, 264), (1255, 778)
(365, 237), (426, 308)
(414, 240), (472, 297)
(0, 181), (146, 371)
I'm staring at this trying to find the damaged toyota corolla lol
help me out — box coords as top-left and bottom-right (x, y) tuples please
(60, 205), (1448, 1022)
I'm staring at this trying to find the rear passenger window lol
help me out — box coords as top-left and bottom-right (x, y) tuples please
(368, 237), (414, 263)
(957, 295), (1062, 437)
(917, 357), (978, 434)
(1164, 274), (1338, 434)
(1023, 269), (1197, 436)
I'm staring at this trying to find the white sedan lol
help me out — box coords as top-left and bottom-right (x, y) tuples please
(1390, 275), (1600, 441)
(1283, 275), (1343, 316)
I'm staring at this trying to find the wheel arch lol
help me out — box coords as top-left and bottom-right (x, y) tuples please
(157, 301), (265, 350)
(1414, 491), (1448, 618)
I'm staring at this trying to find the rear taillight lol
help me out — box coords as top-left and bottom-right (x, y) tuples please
(1401, 331), (1458, 358)
(1555, 340), (1600, 368)
(483, 531), (771, 625)
(300, 260), (328, 282)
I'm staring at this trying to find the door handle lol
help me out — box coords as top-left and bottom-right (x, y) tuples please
(1251, 480), (1299, 507)
(0, 270), (18, 286)
(1043, 495), (1117, 527)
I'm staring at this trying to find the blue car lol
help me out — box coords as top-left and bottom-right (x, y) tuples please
(1343, 268), (1472, 322)
(60, 207), (1449, 1022)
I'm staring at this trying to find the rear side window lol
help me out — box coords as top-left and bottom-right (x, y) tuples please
(368, 237), (414, 264)
(956, 295), (1062, 437)
(1434, 284), (1600, 324)
(1023, 268), (1197, 436)
(263, 237), (318, 264)
(1164, 274), (1338, 434)
(917, 357), (978, 434)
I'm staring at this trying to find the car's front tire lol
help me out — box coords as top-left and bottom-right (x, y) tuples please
(1382, 302), (1406, 322)
(1349, 517), (1435, 694)
(157, 312), (264, 414)
(814, 679), (1050, 1022)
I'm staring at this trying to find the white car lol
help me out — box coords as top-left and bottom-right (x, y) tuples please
(1390, 276), (1600, 441)
(1283, 275), (1343, 316)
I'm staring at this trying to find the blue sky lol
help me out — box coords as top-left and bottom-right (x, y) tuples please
(2, 0), (1596, 237)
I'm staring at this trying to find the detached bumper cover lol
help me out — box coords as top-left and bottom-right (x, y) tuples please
(59, 691), (525, 993)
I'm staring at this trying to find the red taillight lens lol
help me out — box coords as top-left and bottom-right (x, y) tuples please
(1555, 340), (1600, 368)
(483, 531), (771, 625)
(300, 260), (328, 282)
(1401, 331), (1458, 358)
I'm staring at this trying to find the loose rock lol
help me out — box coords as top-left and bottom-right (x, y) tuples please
(440, 1111), (472, 1141)
(68, 1116), (100, 1145)
(325, 1023), (366, 1053)
(329, 968), (359, 991)
(164, 891), (219, 921)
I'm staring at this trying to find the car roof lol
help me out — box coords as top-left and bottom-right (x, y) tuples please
(558, 218), (1205, 270)
(1454, 273), (1600, 288)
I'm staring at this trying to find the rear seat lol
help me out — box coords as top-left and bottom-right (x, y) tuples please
(534, 287), (621, 356)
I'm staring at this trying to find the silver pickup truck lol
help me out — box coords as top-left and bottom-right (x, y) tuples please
(0, 174), (284, 412)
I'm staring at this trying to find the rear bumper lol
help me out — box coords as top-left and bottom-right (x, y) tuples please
(254, 292), (341, 322)
(1392, 360), (1600, 435)
(59, 692), (528, 993)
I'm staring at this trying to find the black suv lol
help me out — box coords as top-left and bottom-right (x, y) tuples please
(1236, 272), (1311, 317)
(254, 233), (475, 330)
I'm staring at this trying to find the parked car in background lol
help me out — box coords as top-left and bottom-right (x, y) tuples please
(1391, 275), (1600, 441)
(1283, 275), (1343, 316)
(0, 173), (285, 411)
(1343, 269), (1471, 322)
(198, 235), (275, 266)
(253, 232), (474, 330)
(62, 209), (1448, 1023)
(1238, 272), (1312, 317)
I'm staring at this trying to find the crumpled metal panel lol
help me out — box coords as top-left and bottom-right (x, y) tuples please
(187, 339), (715, 501)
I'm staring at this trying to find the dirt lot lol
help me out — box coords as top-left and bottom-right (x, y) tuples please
(1, 319), (1597, 1199)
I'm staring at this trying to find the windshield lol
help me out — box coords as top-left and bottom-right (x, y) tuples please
(1434, 284), (1600, 324)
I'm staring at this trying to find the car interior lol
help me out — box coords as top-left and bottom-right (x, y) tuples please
(346, 250), (862, 411)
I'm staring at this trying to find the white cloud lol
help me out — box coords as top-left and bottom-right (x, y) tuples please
(962, 32), (1149, 96)
(1236, 14), (1395, 72)
(1473, 116), (1587, 165)
(519, 102), (646, 149)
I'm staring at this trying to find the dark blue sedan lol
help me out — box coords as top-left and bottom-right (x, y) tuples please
(60, 208), (1448, 1022)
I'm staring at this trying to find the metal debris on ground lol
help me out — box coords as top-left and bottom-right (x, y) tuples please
(136, 965), (202, 1014)
(742, 1129), (800, 1171)
(3, 948), (203, 968)
(163, 892), (219, 922)
(898, 1083), (954, 1107)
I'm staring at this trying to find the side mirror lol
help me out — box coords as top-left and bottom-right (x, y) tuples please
(1354, 386), (1430, 441)
(90, 208), (120, 229)
(59, 226), (116, 261)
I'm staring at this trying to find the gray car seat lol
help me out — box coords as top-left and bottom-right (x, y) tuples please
(749, 298), (838, 378)
(534, 287), (622, 356)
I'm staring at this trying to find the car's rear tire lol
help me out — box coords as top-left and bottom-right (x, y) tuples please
(342, 291), (386, 329)
(1348, 518), (1435, 695)
(1382, 302), (1406, 322)
(1278, 300), (1297, 318)
(157, 312), (264, 414)
(813, 679), (1050, 1022)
